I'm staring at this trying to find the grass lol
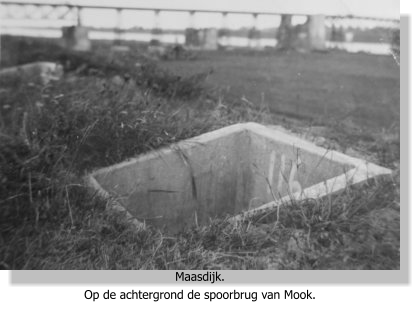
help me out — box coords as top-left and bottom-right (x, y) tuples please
(1, 177), (400, 270)
(162, 49), (400, 129)
(0, 36), (400, 270)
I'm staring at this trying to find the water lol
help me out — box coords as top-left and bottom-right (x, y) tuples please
(1, 27), (391, 55)
(325, 41), (391, 55)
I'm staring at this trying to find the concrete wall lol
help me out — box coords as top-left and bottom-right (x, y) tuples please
(89, 123), (391, 233)
(247, 131), (352, 209)
(92, 129), (251, 233)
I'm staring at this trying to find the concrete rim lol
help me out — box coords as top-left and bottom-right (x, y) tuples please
(86, 122), (392, 228)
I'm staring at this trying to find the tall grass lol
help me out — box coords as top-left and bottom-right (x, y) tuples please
(0, 38), (268, 269)
(0, 37), (400, 270)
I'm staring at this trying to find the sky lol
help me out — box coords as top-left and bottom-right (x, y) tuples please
(1, 0), (399, 30)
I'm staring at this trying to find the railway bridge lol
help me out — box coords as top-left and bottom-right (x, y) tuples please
(0, 1), (399, 51)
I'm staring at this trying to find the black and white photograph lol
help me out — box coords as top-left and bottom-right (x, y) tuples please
(0, 0), (401, 273)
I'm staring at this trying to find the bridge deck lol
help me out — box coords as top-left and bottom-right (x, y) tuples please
(0, 1), (400, 22)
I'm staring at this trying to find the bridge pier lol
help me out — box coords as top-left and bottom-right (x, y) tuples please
(184, 10), (217, 50)
(248, 13), (261, 48)
(277, 14), (326, 51)
(218, 12), (230, 47)
(185, 11), (199, 48)
(185, 28), (218, 50)
(151, 9), (163, 44)
(61, 26), (91, 51)
(0, 1), (399, 53)
(114, 8), (124, 45)
(276, 14), (293, 50)
(308, 15), (326, 50)
(202, 28), (218, 50)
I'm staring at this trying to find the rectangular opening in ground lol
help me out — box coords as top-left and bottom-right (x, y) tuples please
(90, 124), (355, 233)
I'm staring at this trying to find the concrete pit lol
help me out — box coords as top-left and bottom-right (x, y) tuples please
(87, 123), (391, 233)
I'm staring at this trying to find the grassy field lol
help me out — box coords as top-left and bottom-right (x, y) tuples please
(162, 49), (400, 129)
(0, 36), (400, 270)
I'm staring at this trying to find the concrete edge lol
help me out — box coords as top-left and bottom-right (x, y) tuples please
(232, 162), (392, 222)
(89, 122), (249, 178)
(89, 122), (392, 178)
(83, 175), (145, 230)
(244, 122), (391, 171)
